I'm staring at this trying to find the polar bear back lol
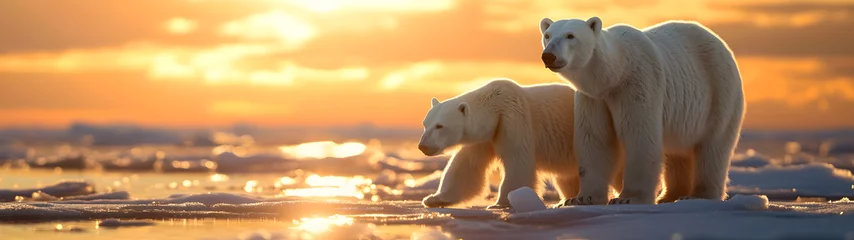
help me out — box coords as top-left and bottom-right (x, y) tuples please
(612, 21), (745, 151)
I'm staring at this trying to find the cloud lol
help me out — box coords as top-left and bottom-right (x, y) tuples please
(208, 100), (292, 116)
(705, 2), (854, 57)
(0, 0), (268, 52)
(480, 0), (747, 33)
(817, 57), (854, 79)
(166, 17), (199, 35)
(710, 1), (854, 14)
(742, 97), (854, 130)
(376, 60), (563, 95)
(732, 57), (854, 106)
(379, 62), (444, 90)
(0, 42), (370, 86)
(0, 42), (164, 73)
(219, 10), (316, 49)
(279, 0), (456, 13)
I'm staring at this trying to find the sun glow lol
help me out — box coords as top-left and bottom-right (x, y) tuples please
(280, 0), (454, 13)
(294, 215), (354, 233)
(305, 174), (372, 187)
(282, 174), (374, 199)
(165, 17), (197, 34)
(209, 173), (230, 182)
(278, 141), (367, 159)
(244, 180), (259, 193)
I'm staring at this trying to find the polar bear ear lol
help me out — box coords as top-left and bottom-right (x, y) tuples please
(539, 18), (554, 34)
(457, 102), (469, 116)
(587, 16), (602, 34)
(431, 97), (440, 107)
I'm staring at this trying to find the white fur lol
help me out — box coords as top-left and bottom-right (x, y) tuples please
(418, 79), (622, 209)
(538, 17), (746, 205)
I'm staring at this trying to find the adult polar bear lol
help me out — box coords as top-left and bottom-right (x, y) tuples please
(538, 16), (746, 205)
(417, 79), (622, 209)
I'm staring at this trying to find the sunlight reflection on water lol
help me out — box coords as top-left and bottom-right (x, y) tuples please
(281, 174), (376, 199)
(0, 218), (446, 240)
(294, 215), (354, 233)
(279, 141), (367, 159)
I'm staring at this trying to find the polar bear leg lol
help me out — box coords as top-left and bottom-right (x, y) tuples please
(610, 88), (664, 205)
(691, 118), (741, 200)
(422, 142), (496, 208)
(656, 154), (694, 203)
(611, 165), (624, 197)
(691, 141), (734, 200)
(567, 94), (620, 206)
(491, 140), (538, 209)
(552, 175), (579, 201)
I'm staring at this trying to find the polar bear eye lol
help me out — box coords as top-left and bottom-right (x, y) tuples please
(544, 34), (550, 39)
(435, 124), (443, 129)
(567, 34), (575, 39)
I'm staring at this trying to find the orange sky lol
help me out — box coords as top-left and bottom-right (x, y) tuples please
(1, 0), (853, 130)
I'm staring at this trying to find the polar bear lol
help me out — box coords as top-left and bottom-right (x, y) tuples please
(417, 78), (623, 209)
(538, 17), (746, 205)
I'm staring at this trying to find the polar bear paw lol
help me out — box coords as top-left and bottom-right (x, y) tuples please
(609, 196), (656, 205)
(607, 197), (635, 204)
(557, 195), (609, 206)
(422, 194), (456, 208)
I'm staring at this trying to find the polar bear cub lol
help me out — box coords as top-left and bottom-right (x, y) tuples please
(538, 16), (746, 205)
(417, 78), (622, 209)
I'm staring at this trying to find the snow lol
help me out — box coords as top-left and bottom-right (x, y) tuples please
(729, 163), (854, 199)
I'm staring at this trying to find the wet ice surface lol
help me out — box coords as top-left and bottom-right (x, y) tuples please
(1, 140), (854, 239)
(2, 193), (854, 240)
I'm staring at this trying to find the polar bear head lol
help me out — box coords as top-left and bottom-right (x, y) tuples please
(417, 97), (469, 156)
(538, 16), (603, 72)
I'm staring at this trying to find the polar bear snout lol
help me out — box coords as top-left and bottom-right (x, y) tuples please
(541, 51), (566, 71)
(542, 52), (557, 65)
(418, 144), (441, 156)
(418, 143), (434, 155)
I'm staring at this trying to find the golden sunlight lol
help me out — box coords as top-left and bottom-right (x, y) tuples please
(209, 173), (230, 182)
(220, 10), (315, 47)
(294, 215), (354, 233)
(278, 141), (367, 159)
(282, 174), (373, 199)
(305, 174), (372, 187)
(244, 180), (259, 193)
(165, 17), (198, 35)
(280, 0), (455, 13)
(279, 176), (298, 186)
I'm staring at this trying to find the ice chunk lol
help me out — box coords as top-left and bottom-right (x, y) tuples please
(98, 218), (156, 227)
(728, 163), (854, 198)
(508, 187), (546, 213)
(0, 180), (94, 202)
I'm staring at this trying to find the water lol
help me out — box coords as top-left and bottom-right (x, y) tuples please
(0, 218), (438, 240)
(0, 167), (446, 240)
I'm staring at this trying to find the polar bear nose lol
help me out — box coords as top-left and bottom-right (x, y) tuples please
(418, 144), (430, 154)
(541, 52), (557, 66)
